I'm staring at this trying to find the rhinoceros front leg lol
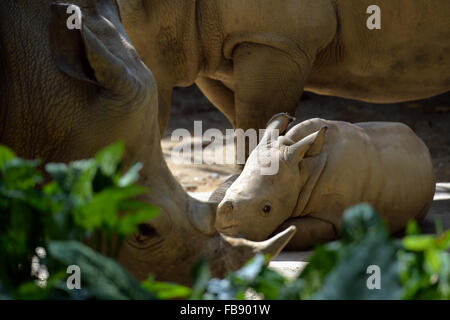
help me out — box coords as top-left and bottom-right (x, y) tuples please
(196, 77), (236, 127)
(273, 216), (337, 250)
(156, 85), (174, 136)
(232, 42), (313, 157)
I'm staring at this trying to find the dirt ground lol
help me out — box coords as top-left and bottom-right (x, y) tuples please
(163, 85), (450, 193)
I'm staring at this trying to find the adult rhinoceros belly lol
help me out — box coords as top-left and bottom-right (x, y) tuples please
(305, 0), (450, 103)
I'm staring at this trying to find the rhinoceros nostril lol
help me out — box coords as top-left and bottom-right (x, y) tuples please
(224, 200), (234, 212)
(218, 200), (234, 217)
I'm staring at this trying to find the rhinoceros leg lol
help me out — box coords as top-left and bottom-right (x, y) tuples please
(196, 77), (236, 127)
(233, 43), (311, 133)
(274, 216), (337, 250)
(231, 43), (312, 159)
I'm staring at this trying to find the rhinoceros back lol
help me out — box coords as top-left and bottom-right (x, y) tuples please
(356, 122), (435, 231)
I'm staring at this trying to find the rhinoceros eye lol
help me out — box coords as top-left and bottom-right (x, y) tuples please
(135, 223), (158, 243)
(261, 202), (272, 216)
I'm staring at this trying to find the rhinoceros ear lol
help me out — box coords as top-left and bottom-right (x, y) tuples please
(286, 126), (328, 163)
(50, 2), (149, 96)
(50, 3), (97, 84)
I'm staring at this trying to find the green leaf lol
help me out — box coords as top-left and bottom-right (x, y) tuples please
(95, 141), (125, 177)
(312, 234), (403, 300)
(341, 203), (385, 243)
(119, 163), (143, 187)
(436, 231), (450, 250)
(0, 145), (16, 170)
(290, 244), (340, 299)
(13, 272), (68, 300)
(48, 241), (155, 300)
(424, 248), (441, 273)
(191, 257), (211, 299)
(437, 252), (450, 298)
(46, 160), (97, 201)
(403, 235), (436, 251)
(233, 254), (266, 284)
(142, 276), (191, 299)
(2, 158), (42, 190)
(406, 220), (421, 236)
(117, 204), (159, 235)
(204, 278), (236, 300)
(73, 185), (151, 234)
(251, 267), (286, 300)
(295, 205), (402, 300)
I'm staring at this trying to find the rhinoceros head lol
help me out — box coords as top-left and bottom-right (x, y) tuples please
(216, 114), (328, 241)
(0, 0), (296, 285)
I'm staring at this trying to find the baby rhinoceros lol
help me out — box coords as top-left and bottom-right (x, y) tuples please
(216, 114), (435, 249)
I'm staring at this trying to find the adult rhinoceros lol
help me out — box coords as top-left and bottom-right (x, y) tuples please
(118, 0), (450, 135)
(0, 0), (295, 285)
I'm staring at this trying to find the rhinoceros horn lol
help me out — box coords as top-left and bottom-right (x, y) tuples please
(211, 226), (297, 276)
(188, 200), (297, 265)
(260, 112), (296, 144)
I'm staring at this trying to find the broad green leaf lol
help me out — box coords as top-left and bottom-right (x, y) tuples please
(341, 203), (385, 243)
(437, 252), (450, 298)
(2, 159), (42, 190)
(95, 141), (125, 177)
(277, 278), (304, 300)
(312, 234), (403, 300)
(119, 162), (143, 187)
(296, 205), (402, 300)
(191, 257), (211, 299)
(48, 241), (155, 300)
(403, 235), (436, 251)
(46, 160), (97, 201)
(251, 267), (286, 300)
(117, 205), (159, 235)
(436, 231), (450, 250)
(292, 244), (340, 299)
(406, 220), (421, 235)
(142, 276), (191, 299)
(0, 145), (16, 170)
(233, 254), (265, 284)
(204, 278), (236, 300)
(73, 185), (150, 233)
(424, 248), (441, 273)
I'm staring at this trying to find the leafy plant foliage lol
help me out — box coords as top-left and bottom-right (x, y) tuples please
(0, 142), (158, 299)
(193, 204), (450, 300)
(0, 143), (448, 300)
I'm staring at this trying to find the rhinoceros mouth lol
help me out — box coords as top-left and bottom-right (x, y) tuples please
(218, 225), (238, 236)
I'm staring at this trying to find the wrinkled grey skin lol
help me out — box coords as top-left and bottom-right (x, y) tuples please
(0, 0), (295, 285)
(216, 115), (435, 249)
(118, 0), (450, 137)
